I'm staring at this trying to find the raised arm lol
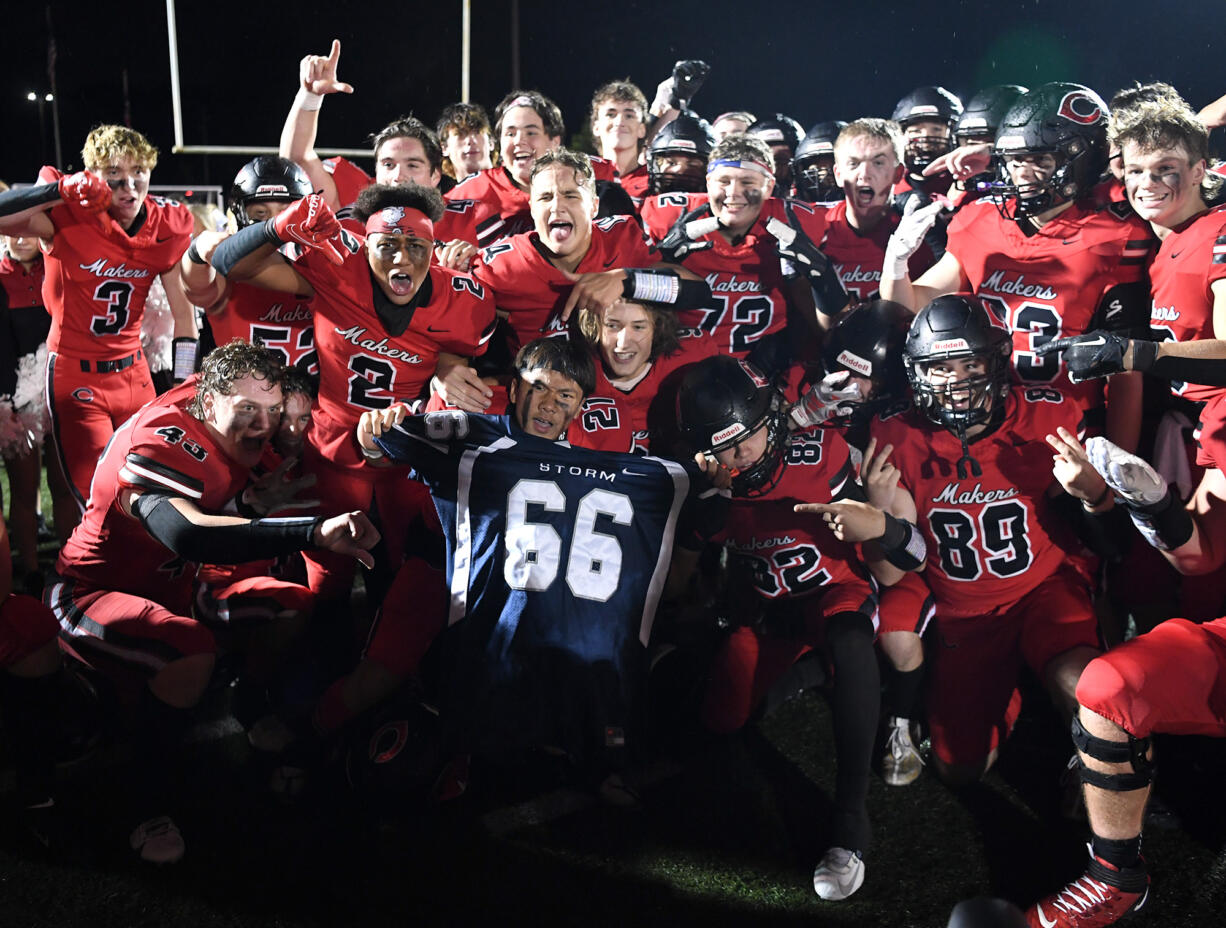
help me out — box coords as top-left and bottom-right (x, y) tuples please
(278, 39), (354, 210)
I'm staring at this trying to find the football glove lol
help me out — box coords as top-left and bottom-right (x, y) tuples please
(58, 171), (112, 214)
(1037, 331), (1131, 383)
(790, 370), (862, 429)
(882, 198), (944, 281)
(1085, 436), (1167, 508)
(657, 203), (717, 263)
(271, 193), (345, 265)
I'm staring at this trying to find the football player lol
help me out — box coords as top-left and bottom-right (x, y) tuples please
(644, 111), (717, 198)
(0, 126), (196, 525)
(1037, 93), (1226, 414)
(950, 85), (1029, 205)
(892, 86), (964, 202)
(817, 119), (939, 304)
(210, 184), (496, 601)
(576, 298), (717, 454)
(674, 355), (926, 901)
(436, 102), (496, 184)
(881, 83), (1157, 453)
(279, 40), (443, 224)
(794, 300), (936, 786)
(748, 113), (805, 193)
(181, 157), (318, 376)
(45, 341), (377, 863)
(792, 121), (848, 204)
(868, 295), (1109, 788)
(356, 337), (717, 804)
(590, 80), (651, 200)
(711, 110), (756, 140)
(641, 133), (847, 355)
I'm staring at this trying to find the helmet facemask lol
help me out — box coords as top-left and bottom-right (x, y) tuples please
(721, 392), (790, 497)
(907, 346), (1010, 478)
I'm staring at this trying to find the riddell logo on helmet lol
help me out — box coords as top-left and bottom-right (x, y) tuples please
(671, 139), (698, 151)
(254, 184), (289, 196)
(961, 117), (988, 130)
(712, 423), (746, 445)
(758, 129), (785, 142)
(836, 350), (872, 377)
(909, 105), (940, 117)
(1057, 92), (1103, 126)
(932, 338), (970, 352)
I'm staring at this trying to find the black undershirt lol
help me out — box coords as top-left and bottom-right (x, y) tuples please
(369, 269), (433, 337)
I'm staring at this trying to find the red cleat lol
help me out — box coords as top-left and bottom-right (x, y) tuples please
(1027, 853), (1149, 927)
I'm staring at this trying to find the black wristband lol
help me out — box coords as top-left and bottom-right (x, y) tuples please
(876, 512), (927, 571)
(1130, 339), (1158, 373)
(1126, 485), (1195, 551)
(0, 181), (59, 219)
(1147, 351), (1226, 388)
(186, 238), (206, 265)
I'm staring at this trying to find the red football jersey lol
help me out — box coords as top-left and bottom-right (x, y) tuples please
(55, 398), (250, 614)
(439, 167), (532, 247)
(870, 386), (1083, 617)
(1195, 390), (1226, 468)
(947, 198), (1156, 408)
(42, 190), (192, 358)
(294, 241), (496, 469)
(209, 281), (317, 375)
(711, 426), (871, 600)
(819, 200), (936, 302)
(1147, 205), (1226, 403)
(618, 165), (650, 204)
(471, 215), (656, 352)
(639, 192), (814, 357)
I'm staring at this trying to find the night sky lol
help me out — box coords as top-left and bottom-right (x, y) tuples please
(4, 1), (1222, 194)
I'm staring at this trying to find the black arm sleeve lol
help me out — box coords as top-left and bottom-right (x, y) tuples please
(1047, 491), (1131, 561)
(1092, 280), (1153, 338)
(0, 182), (59, 218)
(1145, 352), (1226, 388)
(211, 219), (281, 277)
(130, 492), (320, 564)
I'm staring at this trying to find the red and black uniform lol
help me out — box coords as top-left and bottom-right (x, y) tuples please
(946, 198), (1156, 411)
(45, 392), (248, 674)
(40, 179), (192, 508)
(700, 426), (877, 733)
(471, 215), (656, 354)
(291, 237), (496, 597)
(206, 281), (317, 375)
(820, 200), (937, 303)
(1077, 388), (1226, 739)
(0, 251), (50, 398)
(871, 387), (1099, 766)
(1147, 204), (1226, 405)
(618, 164), (650, 204)
(641, 193), (818, 360)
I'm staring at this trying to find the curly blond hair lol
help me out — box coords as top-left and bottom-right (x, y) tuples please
(81, 125), (159, 172)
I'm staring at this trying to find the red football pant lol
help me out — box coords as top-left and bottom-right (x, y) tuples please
(0, 593), (60, 667)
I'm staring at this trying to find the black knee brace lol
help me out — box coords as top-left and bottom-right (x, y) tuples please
(1071, 713), (1154, 791)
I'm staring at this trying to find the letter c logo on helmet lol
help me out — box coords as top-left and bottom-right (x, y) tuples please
(1057, 92), (1103, 126)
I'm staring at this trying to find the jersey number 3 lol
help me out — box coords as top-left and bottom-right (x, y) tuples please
(504, 480), (633, 602)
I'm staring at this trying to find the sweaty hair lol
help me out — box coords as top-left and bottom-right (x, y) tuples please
(576, 301), (681, 362)
(709, 134), (776, 168)
(1109, 81), (1183, 117)
(530, 149), (597, 198)
(590, 80), (649, 129)
(835, 118), (905, 165)
(279, 367), (317, 402)
(370, 116), (443, 174)
(353, 183), (445, 223)
(1110, 97), (1220, 199)
(190, 340), (284, 418)
(81, 124), (159, 172)
(495, 90), (566, 142)
(515, 337), (596, 399)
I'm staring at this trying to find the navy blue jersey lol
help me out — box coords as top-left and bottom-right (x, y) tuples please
(374, 410), (694, 753)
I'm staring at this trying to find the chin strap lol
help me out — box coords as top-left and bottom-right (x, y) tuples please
(954, 424), (982, 479)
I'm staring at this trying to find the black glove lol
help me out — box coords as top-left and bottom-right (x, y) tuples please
(670, 60), (710, 108)
(769, 204), (848, 318)
(658, 203), (716, 264)
(1036, 331), (1133, 383)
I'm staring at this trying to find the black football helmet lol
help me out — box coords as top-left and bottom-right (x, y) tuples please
(992, 82), (1109, 217)
(954, 85), (1028, 194)
(748, 114), (805, 186)
(647, 110), (716, 195)
(344, 691), (443, 807)
(892, 86), (964, 176)
(905, 294), (1011, 477)
(677, 356), (788, 496)
(228, 156), (313, 228)
(822, 299), (910, 421)
(792, 120), (848, 202)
